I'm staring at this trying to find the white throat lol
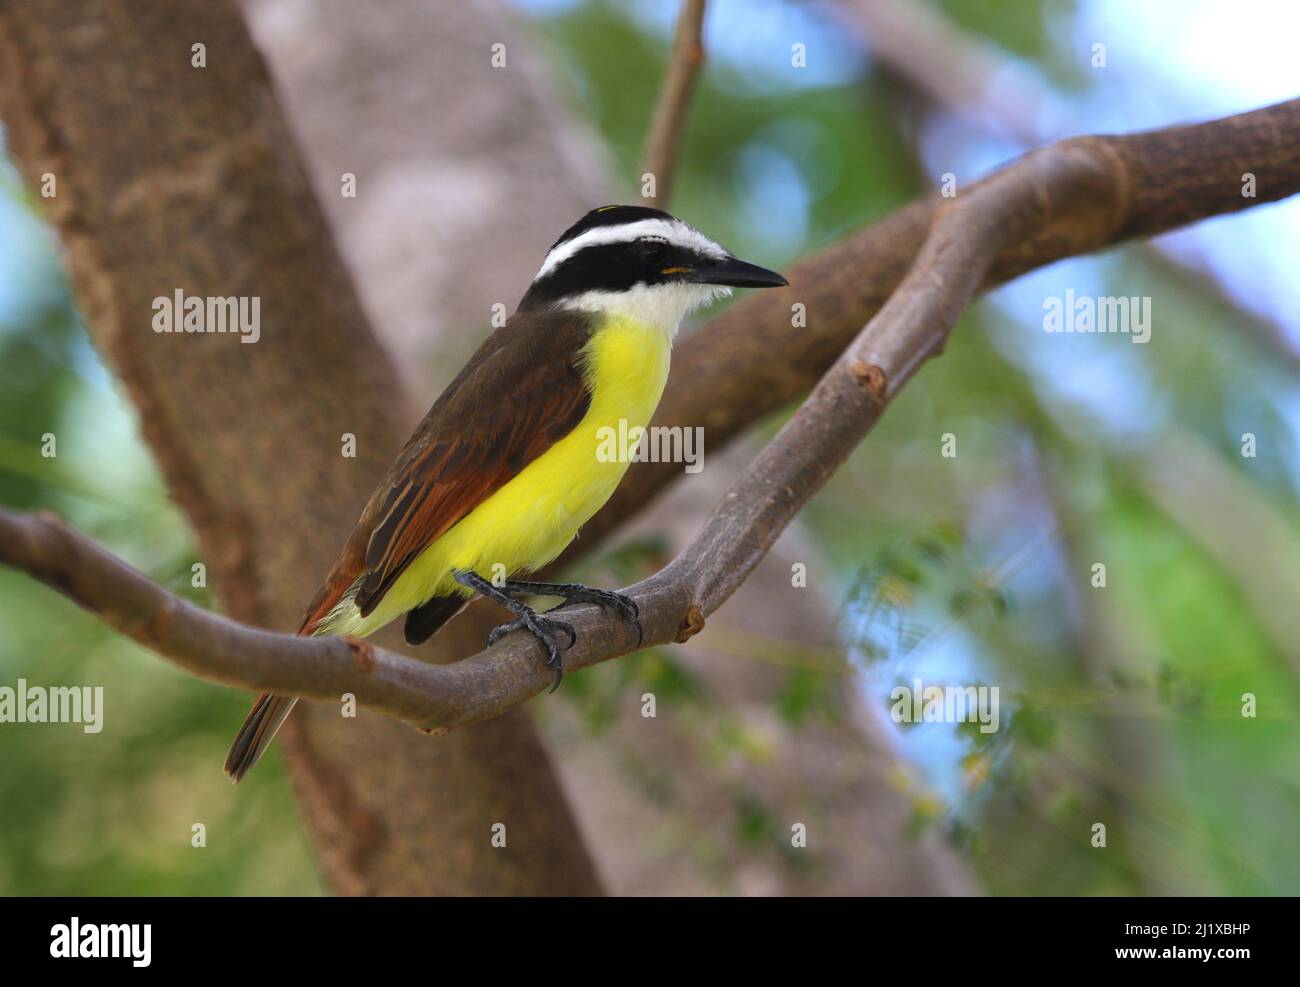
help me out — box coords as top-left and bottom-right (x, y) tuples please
(556, 282), (731, 337)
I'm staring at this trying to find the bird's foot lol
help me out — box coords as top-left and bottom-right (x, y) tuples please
(504, 580), (643, 647)
(450, 570), (640, 692)
(486, 608), (576, 692)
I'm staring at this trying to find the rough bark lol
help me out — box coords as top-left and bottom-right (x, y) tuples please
(0, 0), (601, 895)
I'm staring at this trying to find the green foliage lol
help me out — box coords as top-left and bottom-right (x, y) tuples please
(2, 0), (1297, 896)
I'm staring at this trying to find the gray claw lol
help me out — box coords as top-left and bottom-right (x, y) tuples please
(486, 612), (576, 691)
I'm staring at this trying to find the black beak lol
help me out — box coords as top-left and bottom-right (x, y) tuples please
(687, 256), (788, 289)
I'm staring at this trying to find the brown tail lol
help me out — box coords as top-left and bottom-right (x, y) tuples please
(224, 693), (298, 782)
(224, 592), (467, 781)
(226, 584), (343, 782)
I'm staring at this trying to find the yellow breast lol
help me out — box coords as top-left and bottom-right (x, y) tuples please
(351, 314), (672, 634)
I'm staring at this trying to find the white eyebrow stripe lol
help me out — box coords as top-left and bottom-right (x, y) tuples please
(535, 219), (727, 280)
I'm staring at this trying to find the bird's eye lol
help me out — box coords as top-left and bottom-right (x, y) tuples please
(639, 238), (668, 263)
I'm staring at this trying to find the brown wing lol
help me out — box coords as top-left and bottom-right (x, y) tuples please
(298, 308), (594, 634)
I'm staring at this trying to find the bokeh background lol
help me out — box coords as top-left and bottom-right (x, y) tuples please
(1, 0), (1298, 894)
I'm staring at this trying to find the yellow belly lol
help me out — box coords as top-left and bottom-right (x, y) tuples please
(345, 314), (671, 636)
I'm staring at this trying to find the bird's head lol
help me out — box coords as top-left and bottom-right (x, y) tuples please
(518, 205), (788, 332)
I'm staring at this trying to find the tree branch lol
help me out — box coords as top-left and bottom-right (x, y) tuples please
(3, 103), (1298, 733)
(575, 97), (1300, 548)
(0, 509), (457, 726)
(640, 0), (707, 208)
(843, 0), (1056, 144)
(839, 0), (1300, 373)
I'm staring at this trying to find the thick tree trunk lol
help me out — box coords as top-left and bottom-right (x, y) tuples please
(239, 0), (972, 893)
(0, 0), (602, 895)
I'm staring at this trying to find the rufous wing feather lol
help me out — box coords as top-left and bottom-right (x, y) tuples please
(298, 308), (594, 634)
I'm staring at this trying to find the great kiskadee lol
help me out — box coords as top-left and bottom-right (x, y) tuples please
(224, 205), (787, 780)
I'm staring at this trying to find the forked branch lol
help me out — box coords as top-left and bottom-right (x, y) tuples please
(2, 102), (1299, 731)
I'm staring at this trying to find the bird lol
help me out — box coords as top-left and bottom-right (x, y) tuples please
(224, 204), (788, 781)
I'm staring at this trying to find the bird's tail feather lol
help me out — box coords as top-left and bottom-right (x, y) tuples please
(225, 593), (350, 783)
(225, 584), (460, 781)
(224, 692), (298, 782)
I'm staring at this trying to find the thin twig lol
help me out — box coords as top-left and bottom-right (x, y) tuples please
(640, 0), (707, 208)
